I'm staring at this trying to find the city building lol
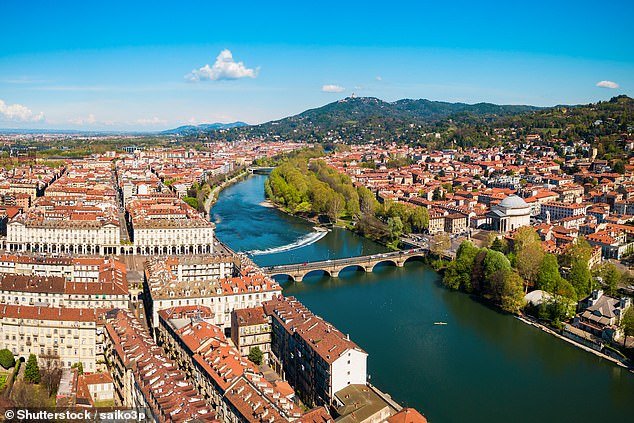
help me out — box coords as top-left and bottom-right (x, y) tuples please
(263, 296), (368, 407)
(487, 195), (532, 233)
(156, 306), (303, 422)
(144, 255), (281, 330)
(127, 197), (215, 255)
(0, 305), (103, 372)
(573, 290), (631, 342)
(104, 309), (216, 422)
(231, 306), (272, 362)
(540, 201), (587, 221)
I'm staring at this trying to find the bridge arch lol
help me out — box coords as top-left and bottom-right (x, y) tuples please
(337, 264), (368, 276)
(302, 269), (332, 280)
(270, 273), (296, 283)
(370, 259), (398, 271)
(403, 254), (427, 265)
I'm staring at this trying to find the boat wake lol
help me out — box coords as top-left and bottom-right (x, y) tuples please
(248, 231), (328, 256)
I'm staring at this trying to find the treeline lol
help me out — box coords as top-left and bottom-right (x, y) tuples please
(265, 148), (429, 248)
(443, 227), (596, 323)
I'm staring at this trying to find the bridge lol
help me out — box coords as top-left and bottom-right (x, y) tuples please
(247, 166), (274, 174)
(263, 248), (429, 282)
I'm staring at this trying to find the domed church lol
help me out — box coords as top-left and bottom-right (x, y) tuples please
(487, 195), (531, 233)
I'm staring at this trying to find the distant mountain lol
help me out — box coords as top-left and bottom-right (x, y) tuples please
(262, 96), (542, 130)
(209, 97), (544, 143)
(161, 121), (248, 136)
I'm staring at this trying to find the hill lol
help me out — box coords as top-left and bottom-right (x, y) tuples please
(205, 96), (633, 154)
(207, 97), (543, 143)
(161, 121), (247, 136)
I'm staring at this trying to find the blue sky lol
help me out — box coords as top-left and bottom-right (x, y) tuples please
(1, 0), (632, 131)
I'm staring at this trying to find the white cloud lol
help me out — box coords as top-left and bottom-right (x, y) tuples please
(185, 49), (258, 82)
(68, 114), (97, 125)
(596, 80), (619, 89)
(136, 117), (167, 125)
(322, 84), (345, 93)
(375, 76), (382, 81)
(0, 99), (44, 122)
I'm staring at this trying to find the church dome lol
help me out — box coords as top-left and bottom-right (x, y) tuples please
(499, 195), (528, 209)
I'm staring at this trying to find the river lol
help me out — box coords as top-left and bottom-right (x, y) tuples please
(211, 174), (634, 422)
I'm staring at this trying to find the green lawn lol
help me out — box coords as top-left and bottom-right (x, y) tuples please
(94, 399), (116, 408)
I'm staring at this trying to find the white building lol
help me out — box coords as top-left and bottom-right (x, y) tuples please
(263, 296), (368, 407)
(6, 219), (121, 255)
(0, 305), (102, 371)
(487, 195), (532, 233)
(144, 257), (281, 330)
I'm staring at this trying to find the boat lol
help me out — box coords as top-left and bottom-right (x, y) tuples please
(434, 322), (448, 325)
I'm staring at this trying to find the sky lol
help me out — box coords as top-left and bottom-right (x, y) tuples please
(1, 0), (633, 131)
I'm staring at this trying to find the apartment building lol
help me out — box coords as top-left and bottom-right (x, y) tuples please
(6, 160), (123, 255)
(540, 201), (587, 221)
(144, 256), (281, 330)
(263, 296), (368, 408)
(156, 306), (303, 422)
(127, 197), (215, 255)
(231, 306), (272, 362)
(0, 274), (129, 309)
(104, 309), (216, 422)
(0, 305), (103, 371)
(0, 255), (129, 308)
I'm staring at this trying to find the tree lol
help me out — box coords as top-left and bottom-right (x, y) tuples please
(516, 242), (544, 291)
(568, 259), (592, 298)
(539, 295), (574, 327)
(357, 186), (378, 215)
(490, 269), (526, 313)
(183, 196), (199, 210)
(0, 348), (15, 369)
(409, 206), (429, 233)
(490, 237), (509, 254)
(613, 160), (626, 174)
(387, 216), (404, 241)
(483, 249), (511, 280)
(248, 347), (263, 365)
(599, 263), (621, 295)
(430, 233), (451, 257)
(536, 253), (562, 293)
(620, 307), (634, 347)
(10, 382), (48, 408)
(443, 241), (479, 291)
(24, 354), (41, 384)
(71, 361), (84, 375)
(512, 227), (544, 290)
(325, 192), (345, 220)
(513, 226), (542, 254)
(563, 238), (593, 298)
(41, 354), (62, 397)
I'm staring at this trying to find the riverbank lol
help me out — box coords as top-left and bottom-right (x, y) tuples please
(264, 196), (404, 250)
(203, 169), (249, 215)
(516, 314), (633, 371)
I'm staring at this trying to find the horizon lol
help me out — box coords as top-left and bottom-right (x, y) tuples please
(1, 0), (633, 131)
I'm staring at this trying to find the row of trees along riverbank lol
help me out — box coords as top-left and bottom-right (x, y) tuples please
(264, 147), (429, 248)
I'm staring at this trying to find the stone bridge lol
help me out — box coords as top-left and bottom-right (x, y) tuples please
(263, 248), (429, 282)
(247, 166), (274, 174)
